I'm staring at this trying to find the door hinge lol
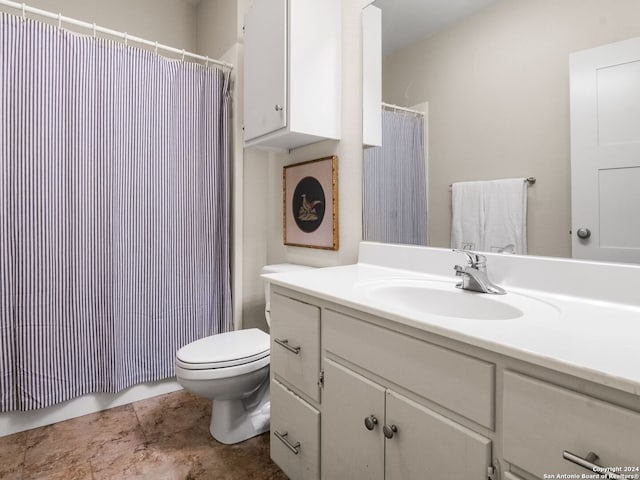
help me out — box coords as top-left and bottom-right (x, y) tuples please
(487, 465), (497, 480)
(318, 369), (324, 389)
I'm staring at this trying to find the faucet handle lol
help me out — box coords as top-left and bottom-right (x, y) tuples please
(452, 249), (486, 269)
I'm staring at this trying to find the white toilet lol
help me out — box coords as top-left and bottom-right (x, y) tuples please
(174, 263), (312, 444)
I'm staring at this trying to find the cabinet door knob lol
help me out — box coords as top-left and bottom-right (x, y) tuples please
(364, 415), (378, 431)
(274, 104), (283, 111)
(576, 227), (591, 239)
(383, 424), (398, 439)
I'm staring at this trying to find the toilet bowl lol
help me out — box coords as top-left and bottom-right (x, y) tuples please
(175, 263), (313, 445)
(175, 328), (271, 444)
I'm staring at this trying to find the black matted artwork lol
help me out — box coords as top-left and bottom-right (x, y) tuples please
(283, 156), (338, 250)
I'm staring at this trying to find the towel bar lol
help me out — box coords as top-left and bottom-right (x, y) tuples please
(449, 177), (536, 190)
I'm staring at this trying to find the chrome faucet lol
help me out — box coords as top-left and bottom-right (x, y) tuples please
(453, 250), (506, 295)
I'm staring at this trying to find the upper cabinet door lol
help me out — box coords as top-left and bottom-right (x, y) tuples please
(243, 0), (340, 150)
(570, 37), (640, 263)
(243, 0), (287, 141)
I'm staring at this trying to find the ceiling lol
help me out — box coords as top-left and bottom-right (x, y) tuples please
(373, 0), (499, 56)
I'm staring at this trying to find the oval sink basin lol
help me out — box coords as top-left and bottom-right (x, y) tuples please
(358, 279), (558, 321)
(372, 285), (522, 320)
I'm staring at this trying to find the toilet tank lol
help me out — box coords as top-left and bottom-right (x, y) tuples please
(262, 263), (315, 326)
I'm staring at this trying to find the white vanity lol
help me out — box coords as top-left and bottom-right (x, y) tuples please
(265, 242), (640, 480)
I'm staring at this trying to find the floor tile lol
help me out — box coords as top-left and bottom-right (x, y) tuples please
(2, 390), (287, 480)
(178, 432), (282, 480)
(0, 430), (28, 479)
(91, 443), (191, 480)
(133, 390), (211, 441)
(26, 462), (93, 480)
(24, 404), (145, 478)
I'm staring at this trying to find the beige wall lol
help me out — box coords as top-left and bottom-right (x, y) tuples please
(382, 0), (640, 258)
(196, 0), (238, 59)
(10, 0), (197, 51)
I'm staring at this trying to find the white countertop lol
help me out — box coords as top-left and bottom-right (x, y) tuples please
(265, 244), (640, 397)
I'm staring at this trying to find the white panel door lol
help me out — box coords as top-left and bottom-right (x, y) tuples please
(570, 37), (640, 263)
(243, 0), (287, 141)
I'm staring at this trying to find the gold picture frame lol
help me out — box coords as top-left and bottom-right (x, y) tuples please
(283, 155), (339, 250)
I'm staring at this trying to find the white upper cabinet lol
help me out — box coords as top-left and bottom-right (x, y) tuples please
(362, 4), (382, 148)
(243, 0), (287, 142)
(243, 0), (341, 151)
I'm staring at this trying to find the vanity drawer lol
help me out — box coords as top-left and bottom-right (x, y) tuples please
(270, 292), (321, 402)
(503, 473), (525, 480)
(323, 309), (495, 429)
(270, 379), (320, 480)
(503, 371), (640, 477)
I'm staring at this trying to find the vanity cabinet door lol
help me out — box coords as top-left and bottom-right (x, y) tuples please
(322, 358), (492, 480)
(270, 292), (321, 402)
(385, 390), (492, 480)
(321, 359), (385, 480)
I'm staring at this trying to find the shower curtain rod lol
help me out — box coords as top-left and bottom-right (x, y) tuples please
(0, 0), (233, 70)
(382, 102), (425, 116)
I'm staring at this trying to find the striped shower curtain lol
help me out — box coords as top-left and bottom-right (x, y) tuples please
(363, 109), (427, 245)
(0, 13), (232, 412)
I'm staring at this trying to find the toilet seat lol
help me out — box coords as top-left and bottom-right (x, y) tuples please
(175, 355), (270, 381)
(175, 328), (270, 381)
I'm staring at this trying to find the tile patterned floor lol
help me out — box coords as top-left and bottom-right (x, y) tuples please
(0, 390), (287, 480)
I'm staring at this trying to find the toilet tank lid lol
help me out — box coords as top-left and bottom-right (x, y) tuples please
(261, 263), (315, 275)
(176, 328), (269, 366)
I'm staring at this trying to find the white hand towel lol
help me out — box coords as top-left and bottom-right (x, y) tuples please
(450, 178), (528, 254)
(483, 178), (528, 255)
(451, 181), (485, 251)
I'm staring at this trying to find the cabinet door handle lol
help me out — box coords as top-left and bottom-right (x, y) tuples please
(274, 430), (300, 455)
(274, 338), (301, 354)
(383, 424), (398, 439)
(274, 104), (284, 111)
(563, 451), (624, 479)
(364, 415), (378, 431)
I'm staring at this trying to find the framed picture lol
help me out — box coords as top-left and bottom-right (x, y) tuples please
(283, 155), (338, 250)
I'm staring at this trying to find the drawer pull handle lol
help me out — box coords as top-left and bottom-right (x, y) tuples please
(383, 424), (398, 439)
(274, 430), (300, 455)
(563, 451), (624, 479)
(274, 338), (301, 354)
(364, 415), (378, 431)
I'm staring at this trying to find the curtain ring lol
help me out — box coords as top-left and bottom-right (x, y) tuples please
(21, 3), (26, 19)
(58, 13), (62, 29)
(154, 41), (158, 55)
(205, 56), (209, 68)
(93, 22), (97, 38)
(124, 32), (128, 45)
(181, 49), (185, 61)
